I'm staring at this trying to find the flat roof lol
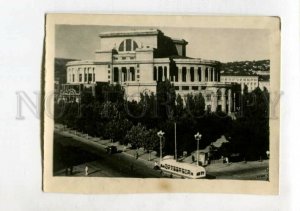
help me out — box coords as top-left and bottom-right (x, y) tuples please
(172, 38), (188, 45)
(99, 29), (161, 38)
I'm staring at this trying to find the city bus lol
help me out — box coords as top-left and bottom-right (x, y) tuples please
(160, 159), (206, 179)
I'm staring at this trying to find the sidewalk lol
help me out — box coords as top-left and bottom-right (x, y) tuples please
(54, 124), (269, 179)
(54, 124), (160, 170)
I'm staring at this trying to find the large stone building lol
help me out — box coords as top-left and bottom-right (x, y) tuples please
(220, 75), (259, 93)
(59, 29), (237, 114)
(220, 75), (270, 93)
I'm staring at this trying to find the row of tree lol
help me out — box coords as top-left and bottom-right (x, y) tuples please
(55, 81), (270, 161)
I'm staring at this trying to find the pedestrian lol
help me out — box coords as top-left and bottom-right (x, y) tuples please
(135, 150), (139, 160)
(85, 164), (89, 176)
(192, 155), (195, 162)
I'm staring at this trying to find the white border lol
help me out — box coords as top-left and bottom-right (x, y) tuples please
(0, 0), (299, 210)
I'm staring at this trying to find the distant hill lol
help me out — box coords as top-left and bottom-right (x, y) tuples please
(55, 58), (77, 84)
(220, 60), (270, 76)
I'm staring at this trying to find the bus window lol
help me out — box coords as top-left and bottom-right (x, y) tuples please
(197, 172), (200, 176)
(191, 172), (193, 176)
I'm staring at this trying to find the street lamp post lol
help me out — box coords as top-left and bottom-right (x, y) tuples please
(194, 132), (202, 166)
(157, 130), (165, 164)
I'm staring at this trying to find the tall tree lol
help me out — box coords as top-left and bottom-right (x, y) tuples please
(156, 80), (176, 120)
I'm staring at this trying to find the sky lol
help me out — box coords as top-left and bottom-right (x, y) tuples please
(55, 25), (270, 63)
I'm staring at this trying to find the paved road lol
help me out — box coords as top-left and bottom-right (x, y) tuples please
(211, 165), (268, 180)
(54, 133), (162, 178)
(54, 130), (268, 180)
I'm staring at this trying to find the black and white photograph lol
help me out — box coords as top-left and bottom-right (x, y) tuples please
(43, 14), (280, 194)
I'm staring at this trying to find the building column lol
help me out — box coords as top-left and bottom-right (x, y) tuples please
(178, 67), (182, 82)
(212, 68), (215, 82)
(221, 88), (226, 112)
(93, 68), (95, 82)
(163, 66), (166, 81)
(119, 68), (122, 82)
(83, 68), (85, 83)
(187, 67), (190, 82)
(211, 91), (218, 112)
(228, 89), (232, 114)
(166, 66), (169, 81)
(193, 67), (198, 82)
(127, 67), (130, 81)
(77, 69), (79, 82)
(233, 92), (236, 112)
(201, 67), (205, 82)
(208, 68), (211, 82)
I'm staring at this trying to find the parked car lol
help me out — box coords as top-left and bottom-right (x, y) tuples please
(105, 146), (118, 154)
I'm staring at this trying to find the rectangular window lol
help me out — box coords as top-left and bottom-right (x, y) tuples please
(182, 86), (189, 90)
(113, 68), (119, 82)
(84, 74), (87, 82)
(72, 74), (75, 82)
(175, 86), (179, 90)
(182, 68), (187, 82)
(190, 68), (194, 82)
(93, 73), (95, 82)
(192, 86), (198, 90)
(88, 73), (92, 83)
(79, 74), (82, 82)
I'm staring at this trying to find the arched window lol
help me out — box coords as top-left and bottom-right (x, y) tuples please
(119, 39), (139, 52)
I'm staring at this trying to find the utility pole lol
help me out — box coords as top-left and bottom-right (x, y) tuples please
(157, 130), (165, 164)
(194, 132), (202, 166)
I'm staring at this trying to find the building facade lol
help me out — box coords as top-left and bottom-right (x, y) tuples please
(59, 29), (237, 114)
(220, 75), (259, 93)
